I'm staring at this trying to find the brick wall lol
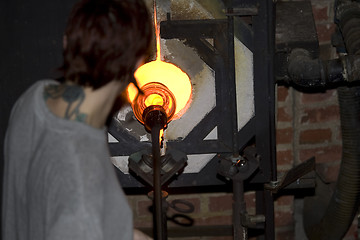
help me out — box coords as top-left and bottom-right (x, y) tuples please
(277, 0), (357, 239)
(126, 0), (358, 239)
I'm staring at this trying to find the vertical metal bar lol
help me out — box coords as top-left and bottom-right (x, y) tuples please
(256, 190), (274, 240)
(227, 1), (249, 239)
(151, 124), (167, 240)
(227, 5), (248, 240)
(233, 179), (247, 240)
(252, 0), (277, 183)
(263, 190), (274, 240)
(252, 0), (276, 239)
(227, 5), (239, 156)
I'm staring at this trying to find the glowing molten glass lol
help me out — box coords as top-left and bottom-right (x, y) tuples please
(127, 60), (192, 124)
(126, 1), (191, 127)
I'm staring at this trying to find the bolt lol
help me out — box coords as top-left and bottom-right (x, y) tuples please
(269, 181), (279, 188)
(239, 159), (247, 167)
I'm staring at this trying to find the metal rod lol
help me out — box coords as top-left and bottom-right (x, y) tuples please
(227, 2), (247, 239)
(233, 179), (247, 240)
(227, 7), (239, 157)
(151, 124), (166, 240)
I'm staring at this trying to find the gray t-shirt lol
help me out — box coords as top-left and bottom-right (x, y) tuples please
(3, 80), (133, 240)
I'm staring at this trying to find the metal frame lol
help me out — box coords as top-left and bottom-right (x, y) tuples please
(110, 0), (276, 187)
(109, 0), (276, 238)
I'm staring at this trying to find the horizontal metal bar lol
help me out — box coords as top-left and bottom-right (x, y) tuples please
(161, 19), (227, 39)
(226, 7), (259, 16)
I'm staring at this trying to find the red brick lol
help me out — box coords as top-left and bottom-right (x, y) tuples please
(301, 105), (340, 123)
(244, 191), (256, 210)
(316, 163), (340, 182)
(276, 128), (293, 144)
(137, 200), (153, 217)
(299, 145), (342, 163)
(275, 195), (294, 207)
(315, 23), (336, 43)
(278, 86), (289, 102)
(336, 127), (342, 141)
(209, 194), (233, 212)
(276, 150), (294, 166)
(276, 227), (295, 240)
(274, 210), (294, 227)
(278, 107), (292, 122)
(301, 90), (335, 104)
(133, 218), (152, 228)
(195, 215), (232, 226)
(299, 128), (332, 144)
(312, 4), (329, 22)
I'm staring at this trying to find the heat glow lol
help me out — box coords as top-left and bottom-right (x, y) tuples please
(127, 1), (192, 120)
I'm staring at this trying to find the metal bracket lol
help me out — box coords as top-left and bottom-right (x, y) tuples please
(225, 6), (259, 16)
(217, 146), (260, 181)
(128, 147), (188, 186)
(264, 157), (316, 193)
(242, 213), (266, 228)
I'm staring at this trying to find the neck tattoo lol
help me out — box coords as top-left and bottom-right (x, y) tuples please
(44, 84), (88, 123)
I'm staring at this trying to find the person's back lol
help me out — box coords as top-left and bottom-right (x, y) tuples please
(3, 81), (133, 239)
(2, 0), (152, 239)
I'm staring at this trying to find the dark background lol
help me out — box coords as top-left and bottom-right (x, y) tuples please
(0, 0), (76, 237)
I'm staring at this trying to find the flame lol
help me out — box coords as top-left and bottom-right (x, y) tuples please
(160, 129), (164, 145)
(126, 0), (192, 121)
(128, 60), (192, 119)
(154, 0), (161, 61)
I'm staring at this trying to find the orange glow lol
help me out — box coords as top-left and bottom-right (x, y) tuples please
(128, 60), (192, 120)
(153, 0), (161, 61)
(126, 0), (192, 125)
(145, 94), (164, 107)
(160, 129), (164, 144)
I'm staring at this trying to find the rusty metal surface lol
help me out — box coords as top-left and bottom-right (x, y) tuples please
(276, 1), (318, 54)
(275, 1), (319, 80)
(264, 157), (316, 193)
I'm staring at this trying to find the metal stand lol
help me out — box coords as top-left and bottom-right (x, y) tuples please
(151, 124), (167, 240)
(233, 179), (247, 239)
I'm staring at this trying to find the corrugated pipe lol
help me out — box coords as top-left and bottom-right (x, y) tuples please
(293, 1), (360, 239)
(305, 87), (360, 240)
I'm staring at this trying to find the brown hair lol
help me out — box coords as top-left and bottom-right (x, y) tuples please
(60, 0), (152, 89)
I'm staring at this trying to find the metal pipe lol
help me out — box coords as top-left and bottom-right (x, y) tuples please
(227, 9), (239, 157)
(233, 179), (247, 240)
(305, 86), (360, 240)
(303, 1), (360, 239)
(287, 48), (360, 88)
(226, 4), (249, 239)
(151, 124), (167, 240)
